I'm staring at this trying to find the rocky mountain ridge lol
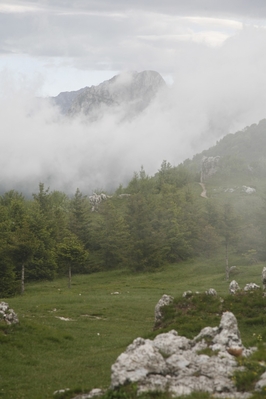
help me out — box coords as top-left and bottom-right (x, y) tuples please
(51, 87), (86, 114)
(51, 70), (166, 121)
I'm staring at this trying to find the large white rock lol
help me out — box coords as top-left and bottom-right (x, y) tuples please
(110, 311), (255, 397)
(111, 338), (167, 387)
(212, 312), (242, 352)
(229, 280), (240, 295)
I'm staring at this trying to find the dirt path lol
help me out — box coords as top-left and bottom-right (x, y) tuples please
(199, 182), (208, 199)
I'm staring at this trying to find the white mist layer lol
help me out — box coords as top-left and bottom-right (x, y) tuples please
(1, 27), (266, 195)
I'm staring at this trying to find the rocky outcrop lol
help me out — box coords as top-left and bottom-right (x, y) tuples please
(154, 294), (173, 325)
(51, 87), (86, 114)
(0, 302), (19, 325)
(244, 283), (260, 291)
(66, 70), (166, 121)
(201, 156), (220, 182)
(88, 192), (111, 211)
(111, 312), (256, 397)
(229, 280), (241, 295)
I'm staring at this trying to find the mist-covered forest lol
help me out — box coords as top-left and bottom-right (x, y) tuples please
(2, 119), (266, 298)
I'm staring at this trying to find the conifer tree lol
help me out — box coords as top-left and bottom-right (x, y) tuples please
(69, 188), (91, 248)
(96, 200), (131, 270)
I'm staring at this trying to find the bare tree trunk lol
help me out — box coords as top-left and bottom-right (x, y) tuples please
(21, 264), (25, 295)
(225, 241), (229, 281)
(68, 265), (71, 288)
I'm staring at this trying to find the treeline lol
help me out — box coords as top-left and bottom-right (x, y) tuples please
(1, 161), (265, 297)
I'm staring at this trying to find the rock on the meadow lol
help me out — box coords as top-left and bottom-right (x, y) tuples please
(229, 280), (240, 295)
(154, 294), (174, 324)
(244, 283), (260, 291)
(0, 302), (19, 325)
(111, 311), (256, 397)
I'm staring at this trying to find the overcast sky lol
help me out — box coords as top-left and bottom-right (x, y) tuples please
(1, 0), (266, 95)
(1, 1), (266, 193)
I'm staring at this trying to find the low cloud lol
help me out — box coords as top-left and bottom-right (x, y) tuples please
(1, 26), (266, 195)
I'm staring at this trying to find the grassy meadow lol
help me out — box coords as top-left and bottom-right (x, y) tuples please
(0, 256), (265, 399)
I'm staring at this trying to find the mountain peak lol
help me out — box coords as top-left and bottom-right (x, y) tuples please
(52, 70), (166, 120)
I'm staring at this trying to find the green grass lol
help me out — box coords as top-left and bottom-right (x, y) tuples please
(0, 257), (265, 399)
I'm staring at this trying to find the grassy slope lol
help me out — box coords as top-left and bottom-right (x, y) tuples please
(0, 256), (264, 399)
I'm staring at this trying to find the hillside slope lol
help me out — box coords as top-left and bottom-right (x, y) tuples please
(188, 119), (266, 177)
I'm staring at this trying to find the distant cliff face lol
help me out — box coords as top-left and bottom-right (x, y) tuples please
(51, 70), (166, 120)
(201, 156), (220, 182)
(51, 87), (87, 114)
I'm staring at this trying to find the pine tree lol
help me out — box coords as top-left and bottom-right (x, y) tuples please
(69, 189), (91, 248)
(96, 200), (131, 270)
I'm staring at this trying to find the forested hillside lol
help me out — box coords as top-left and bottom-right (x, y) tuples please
(2, 141), (266, 298)
(187, 118), (266, 178)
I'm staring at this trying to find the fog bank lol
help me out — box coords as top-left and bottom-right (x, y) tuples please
(1, 27), (266, 195)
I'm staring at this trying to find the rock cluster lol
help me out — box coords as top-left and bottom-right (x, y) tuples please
(244, 283), (260, 291)
(111, 312), (256, 398)
(229, 280), (261, 294)
(0, 302), (19, 325)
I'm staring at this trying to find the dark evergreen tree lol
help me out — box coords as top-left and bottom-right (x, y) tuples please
(95, 200), (131, 270)
(69, 188), (91, 248)
(126, 192), (165, 271)
(0, 205), (16, 297)
(158, 189), (194, 262)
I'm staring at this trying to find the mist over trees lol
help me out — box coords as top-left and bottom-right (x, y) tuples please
(1, 147), (266, 298)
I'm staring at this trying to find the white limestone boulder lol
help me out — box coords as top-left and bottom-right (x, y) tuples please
(111, 337), (168, 387)
(111, 311), (256, 397)
(0, 302), (19, 325)
(244, 283), (260, 291)
(229, 280), (240, 295)
(154, 294), (173, 324)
